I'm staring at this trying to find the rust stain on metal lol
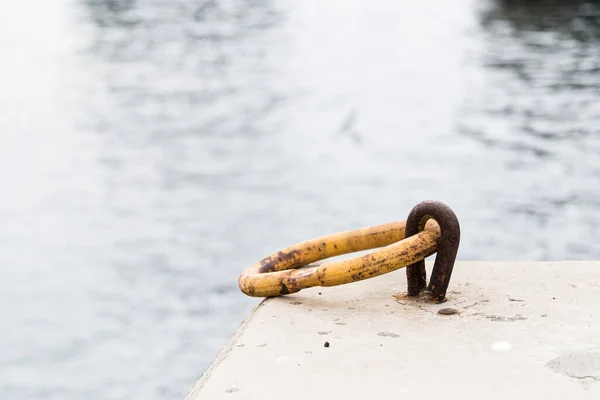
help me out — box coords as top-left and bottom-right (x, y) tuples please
(259, 249), (303, 273)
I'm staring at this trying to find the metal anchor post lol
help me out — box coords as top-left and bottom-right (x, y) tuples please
(405, 200), (461, 302)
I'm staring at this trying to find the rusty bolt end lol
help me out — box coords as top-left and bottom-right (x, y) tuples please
(434, 296), (447, 304)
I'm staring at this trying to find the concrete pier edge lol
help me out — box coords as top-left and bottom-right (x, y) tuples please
(187, 261), (600, 399)
(185, 300), (267, 399)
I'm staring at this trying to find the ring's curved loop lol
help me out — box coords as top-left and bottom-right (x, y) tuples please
(405, 200), (460, 302)
(238, 219), (441, 298)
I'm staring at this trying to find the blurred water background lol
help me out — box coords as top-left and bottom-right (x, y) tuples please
(1, 0), (600, 398)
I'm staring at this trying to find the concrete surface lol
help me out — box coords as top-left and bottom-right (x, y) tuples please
(186, 262), (600, 399)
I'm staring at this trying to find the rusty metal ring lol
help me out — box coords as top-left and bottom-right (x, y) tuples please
(405, 200), (460, 302)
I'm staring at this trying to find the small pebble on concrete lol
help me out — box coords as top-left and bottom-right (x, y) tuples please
(438, 308), (458, 315)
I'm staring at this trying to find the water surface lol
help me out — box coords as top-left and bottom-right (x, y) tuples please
(1, 0), (599, 398)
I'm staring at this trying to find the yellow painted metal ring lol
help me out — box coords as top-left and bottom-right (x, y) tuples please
(238, 219), (441, 298)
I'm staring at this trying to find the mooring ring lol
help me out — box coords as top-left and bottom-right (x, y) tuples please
(238, 217), (442, 298)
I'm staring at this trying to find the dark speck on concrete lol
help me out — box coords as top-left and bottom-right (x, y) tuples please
(324, 341), (330, 348)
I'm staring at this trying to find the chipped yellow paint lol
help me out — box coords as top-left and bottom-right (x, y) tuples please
(238, 219), (440, 298)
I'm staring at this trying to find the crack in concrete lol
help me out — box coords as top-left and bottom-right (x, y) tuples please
(566, 374), (600, 382)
